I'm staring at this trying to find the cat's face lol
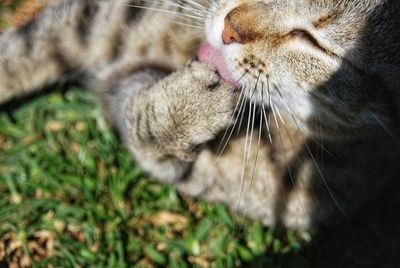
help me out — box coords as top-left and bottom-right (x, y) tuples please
(204, 0), (400, 139)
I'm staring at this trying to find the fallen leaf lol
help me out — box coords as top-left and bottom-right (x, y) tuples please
(188, 256), (210, 268)
(151, 211), (188, 231)
(46, 120), (64, 131)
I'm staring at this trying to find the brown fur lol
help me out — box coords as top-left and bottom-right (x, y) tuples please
(0, 0), (400, 230)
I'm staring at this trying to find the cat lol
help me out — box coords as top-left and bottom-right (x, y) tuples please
(1, 0), (400, 229)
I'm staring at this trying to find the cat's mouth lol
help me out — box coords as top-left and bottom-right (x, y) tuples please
(198, 43), (237, 86)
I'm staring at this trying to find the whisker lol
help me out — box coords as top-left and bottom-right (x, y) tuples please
(231, 91), (252, 236)
(270, 102), (280, 133)
(272, 101), (329, 225)
(269, 102), (307, 219)
(172, 21), (204, 29)
(181, 0), (211, 15)
(122, 4), (207, 21)
(217, 89), (245, 154)
(267, 77), (272, 134)
(139, 0), (210, 16)
(237, 100), (261, 234)
(205, 0), (217, 8)
(245, 96), (257, 186)
(250, 107), (263, 189)
(236, 73), (256, 134)
(235, 74), (260, 234)
(370, 112), (400, 144)
(182, 0), (209, 10)
(271, 84), (348, 220)
(236, 95), (253, 212)
(272, 102), (285, 126)
(244, 73), (261, 171)
(216, 69), (251, 157)
(260, 82), (273, 144)
(272, 83), (338, 160)
(254, 86), (276, 224)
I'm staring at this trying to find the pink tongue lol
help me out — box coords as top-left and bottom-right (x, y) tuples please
(197, 43), (236, 85)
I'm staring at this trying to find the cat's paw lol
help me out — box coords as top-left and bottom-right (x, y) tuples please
(155, 62), (239, 161)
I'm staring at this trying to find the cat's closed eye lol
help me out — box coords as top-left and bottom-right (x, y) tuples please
(287, 29), (329, 54)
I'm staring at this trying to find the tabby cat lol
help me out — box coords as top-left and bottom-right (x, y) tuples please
(1, 0), (399, 229)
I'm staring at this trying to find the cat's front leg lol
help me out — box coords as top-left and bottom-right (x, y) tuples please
(104, 62), (238, 183)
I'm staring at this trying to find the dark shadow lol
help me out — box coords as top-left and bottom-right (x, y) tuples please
(308, 2), (400, 265)
(309, 184), (400, 268)
(0, 83), (69, 112)
(246, 1), (400, 267)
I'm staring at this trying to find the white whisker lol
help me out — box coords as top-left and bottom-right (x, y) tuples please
(183, 0), (208, 9)
(370, 112), (400, 144)
(216, 69), (251, 156)
(259, 83), (273, 144)
(172, 21), (204, 29)
(139, 0), (210, 16)
(217, 89), (245, 154)
(235, 74), (261, 234)
(269, 88), (307, 220)
(272, 86), (348, 220)
(122, 4), (207, 21)
(236, 97), (252, 212)
(250, 108), (263, 189)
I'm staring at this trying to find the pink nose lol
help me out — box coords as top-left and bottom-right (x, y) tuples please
(222, 16), (243, 44)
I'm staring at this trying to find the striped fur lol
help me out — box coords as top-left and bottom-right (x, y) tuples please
(1, 0), (400, 229)
(0, 0), (203, 102)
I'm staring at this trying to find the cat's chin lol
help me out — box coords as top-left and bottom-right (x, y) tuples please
(197, 43), (237, 86)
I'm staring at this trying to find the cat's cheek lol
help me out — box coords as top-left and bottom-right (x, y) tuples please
(271, 90), (315, 133)
(290, 97), (314, 124)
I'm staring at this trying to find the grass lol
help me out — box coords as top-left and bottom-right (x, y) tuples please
(0, 0), (23, 30)
(0, 87), (314, 267)
(0, 1), (313, 266)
